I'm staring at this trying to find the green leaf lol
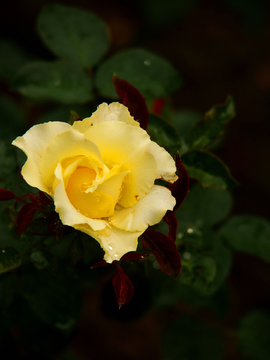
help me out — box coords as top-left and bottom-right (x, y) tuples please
(191, 235), (232, 296)
(37, 4), (109, 68)
(22, 267), (83, 334)
(161, 314), (223, 360)
(176, 184), (233, 229)
(0, 141), (34, 199)
(36, 103), (96, 125)
(171, 109), (202, 138)
(182, 150), (238, 190)
(185, 96), (235, 150)
(0, 39), (32, 83)
(219, 215), (270, 262)
(29, 248), (57, 271)
(0, 96), (26, 142)
(95, 48), (182, 99)
(180, 255), (216, 285)
(12, 61), (93, 103)
(67, 235), (84, 267)
(147, 114), (182, 155)
(238, 310), (270, 360)
(0, 246), (23, 274)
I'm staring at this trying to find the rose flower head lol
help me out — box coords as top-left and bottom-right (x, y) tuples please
(12, 102), (177, 263)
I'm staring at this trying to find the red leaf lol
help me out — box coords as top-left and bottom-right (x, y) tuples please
(169, 153), (190, 212)
(48, 212), (66, 241)
(0, 188), (17, 201)
(120, 252), (150, 261)
(151, 98), (165, 115)
(112, 264), (134, 308)
(113, 74), (149, 130)
(141, 230), (181, 278)
(38, 191), (52, 205)
(164, 210), (178, 242)
(16, 202), (39, 237)
(90, 259), (108, 269)
(25, 193), (37, 202)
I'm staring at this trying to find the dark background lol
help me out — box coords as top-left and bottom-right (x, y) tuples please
(1, 0), (270, 359)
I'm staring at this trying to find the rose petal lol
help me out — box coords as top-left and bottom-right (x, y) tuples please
(110, 185), (175, 232)
(148, 141), (178, 183)
(84, 121), (157, 207)
(12, 122), (71, 192)
(74, 223), (142, 263)
(97, 169), (130, 205)
(40, 129), (103, 193)
(73, 102), (139, 134)
(54, 163), (106, 231)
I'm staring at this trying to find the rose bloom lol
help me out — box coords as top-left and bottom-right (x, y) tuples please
(12, 103), (177, 263)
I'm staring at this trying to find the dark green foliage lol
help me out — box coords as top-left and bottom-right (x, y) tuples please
(37, 3), (109, 68)
(12, 61), (93, 103)
(95, 48), (182, 99)
(161, 314), (223, 360)
(182, 150), (238, 190)
(238, 310), (270, 360)
(22, 266), (83, 334)
(0, 247), (23, 274)
(219, 215), (270, 262)
(147, 114), (182, 155)
(185, 96), (235, 150)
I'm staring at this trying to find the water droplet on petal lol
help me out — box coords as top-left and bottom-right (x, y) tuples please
(113, 252), (119, 258)
(108, 243), (115, 251)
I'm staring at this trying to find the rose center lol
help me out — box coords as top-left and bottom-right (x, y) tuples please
(66, 167), (114, 218)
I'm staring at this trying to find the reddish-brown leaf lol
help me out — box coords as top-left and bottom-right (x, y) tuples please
(169, 152), (190, 212)
(90, 259), (108, 269)
(0, 188), (17, 201)
(16, 202), (39, 237)
(113, 74), (149, 130)
(38, 191), (52, 205)
(151, 97), (165, 115)
(164, 210), (178, 242)
(48, 212), (66, 241)
(120, 252), (150, 261)
(112, 264), (134, 308)
(141, 230), (181, 278)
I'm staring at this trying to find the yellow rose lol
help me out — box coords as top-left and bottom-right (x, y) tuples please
(12, 102), (177, 263)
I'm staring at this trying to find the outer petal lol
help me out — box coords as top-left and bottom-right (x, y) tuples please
(84, 121), (157, 207)
(110, 185), (176, 232)
(73, 102), (139, 133)
(148, 141), (178, 183)
(40, 129), (103, 192)
(74, 223), (142, 263)
(54, 163), (106, 231)
(12, 122), (71, 192)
